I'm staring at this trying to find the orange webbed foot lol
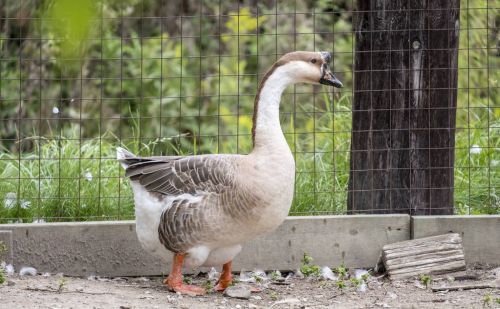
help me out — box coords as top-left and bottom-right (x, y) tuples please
(164, 279), (206, 296)
(213, 279), (232, 292)
(214, 261), (233, 292)
(164, 253), (206, 296)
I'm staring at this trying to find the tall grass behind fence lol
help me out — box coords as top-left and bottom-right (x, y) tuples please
(0, 0), (498, 223)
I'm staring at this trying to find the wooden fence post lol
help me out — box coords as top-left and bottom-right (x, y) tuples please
(347, 1), (460, 215)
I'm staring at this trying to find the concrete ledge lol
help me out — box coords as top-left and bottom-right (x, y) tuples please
(0, 230), (13, 264)
(0, 215), (409, 277)
(412, 215), (500, 265)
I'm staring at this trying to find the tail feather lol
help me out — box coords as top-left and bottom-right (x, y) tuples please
(116, 147), (136, 169)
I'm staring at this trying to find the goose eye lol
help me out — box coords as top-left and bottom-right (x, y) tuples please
(310, 58), (317, 64)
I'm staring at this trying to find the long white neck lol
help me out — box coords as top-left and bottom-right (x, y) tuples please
(251, 65), (296, 153)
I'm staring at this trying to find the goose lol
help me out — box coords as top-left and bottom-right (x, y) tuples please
(117, 51), (342, 296)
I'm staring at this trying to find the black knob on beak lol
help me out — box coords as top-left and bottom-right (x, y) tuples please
(319, 52), (342, 88)
(320, 68), (343, 88)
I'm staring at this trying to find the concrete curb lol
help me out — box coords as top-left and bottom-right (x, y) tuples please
(0, 215), (409, 277)
(1, 215), (498, 277)
(412, 215), (500, 265)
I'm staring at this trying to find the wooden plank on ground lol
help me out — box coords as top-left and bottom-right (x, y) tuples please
(383, 233), (466, 280)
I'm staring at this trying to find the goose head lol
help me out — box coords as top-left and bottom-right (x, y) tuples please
(274, 51), (343, 88)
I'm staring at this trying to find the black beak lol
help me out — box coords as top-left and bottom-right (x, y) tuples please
(319, 52), (343, 88)
(319, 69), (343, 88)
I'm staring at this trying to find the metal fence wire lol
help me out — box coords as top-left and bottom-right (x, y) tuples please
(0, 0), (498, 223)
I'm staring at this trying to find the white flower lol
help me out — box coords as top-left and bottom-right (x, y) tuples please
(32, 218), (46, 223)
(20, 200), (31, 209)
(4, 192), (17, 209)
(52, 106), (60, 114)
(84, 171), (93, 181)
(470, 145), (481, 154)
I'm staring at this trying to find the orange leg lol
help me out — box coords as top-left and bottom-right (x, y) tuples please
(164, 253), (206, 296)
(214, 261), (233, 292)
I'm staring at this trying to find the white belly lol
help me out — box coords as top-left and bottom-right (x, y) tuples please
(132, 183), (243, 267)
(132, 183), (172, 261)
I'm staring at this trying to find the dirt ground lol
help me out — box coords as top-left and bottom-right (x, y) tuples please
(1, 265), (499, 309)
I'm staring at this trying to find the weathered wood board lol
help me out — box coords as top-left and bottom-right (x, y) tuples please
(383, 233), (466, 280)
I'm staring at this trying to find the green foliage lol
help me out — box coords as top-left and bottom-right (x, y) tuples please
(0, 241), (6, 284)
(0, 241), (6, 255)
(360, 273), (369, 282)
(332, 264), (348, 280)
(270, 270), (281, 281)
(269, 290), (279, 300)
(0, 0), (497, 221)
(349, 277), (361, 286)
(335, 280), (346, 289)
(203, 280), (213, 293)
(183, 276), (193, 285)
(483, 292), (492, 307)
(419, 274), (432, 288)
(57, 278), (67, 293)
(46, 0), (98, 61)
(253, 274), (264, 284)
(0, 127), (138, 222)
(300, 252), (321, 277)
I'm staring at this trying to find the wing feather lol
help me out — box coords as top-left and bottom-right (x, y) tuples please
(123, 154), (235, 197)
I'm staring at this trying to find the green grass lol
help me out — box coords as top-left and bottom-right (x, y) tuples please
(0, 0), (497, 222)
(0, 130), (132, 222)
(0, 95), (497, 223)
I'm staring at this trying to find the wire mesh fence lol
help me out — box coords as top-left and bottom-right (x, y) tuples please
(0, 0), (498, 223)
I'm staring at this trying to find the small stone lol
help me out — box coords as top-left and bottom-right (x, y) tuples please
(7, 281), (15, 286)
(208, 267), (220, 281)
(19, 267), (37, 276)
(414, 280), (426, 290)
(136, 277), (150, 282)
(235, 305), (242, 309)
(273, 298), (300, 306)
(224, 284), (252, 299)
(294, 269), (305, 279)
(392, 280), (403, 288)
(113, 277), (127, 283)
(250, 295), (262, 300)
(5, 264), (15, 276)
(320, 266), (338, 281)
(490, 267), (500, 279)
(248, 304), (258, 309)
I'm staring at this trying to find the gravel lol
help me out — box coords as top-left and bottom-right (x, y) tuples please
(0, 265), (498, 309)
